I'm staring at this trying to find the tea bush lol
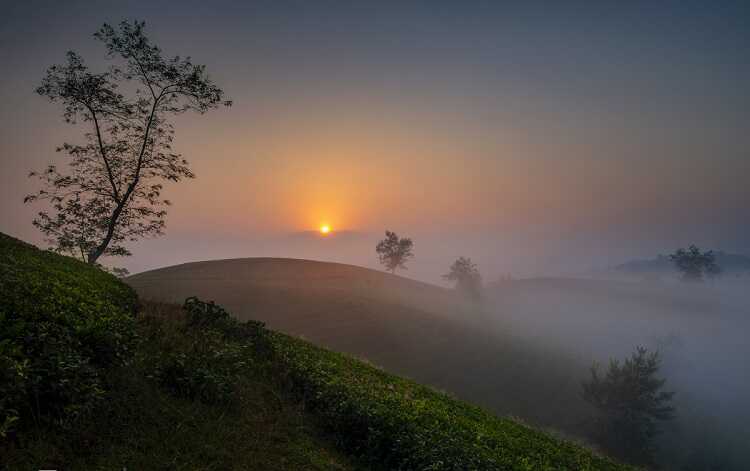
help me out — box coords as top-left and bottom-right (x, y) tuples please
(151, 329), (252, 404)
(183, 296), (266, 343)
(148, 297), (266, 403)
(164, 297), (633, 470)
(264, 331), (633, 471)
(0, 233), (138, 437)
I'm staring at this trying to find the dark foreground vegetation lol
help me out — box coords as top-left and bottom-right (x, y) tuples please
(1, 232), (631, 470)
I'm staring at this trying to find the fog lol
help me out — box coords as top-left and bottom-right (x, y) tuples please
(476, 278), (750, 469)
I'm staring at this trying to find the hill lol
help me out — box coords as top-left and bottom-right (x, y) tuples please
(1, 233), (629, 469)
(127, 259), (591, 429)
(127, 258), (467, 359)
(128, 258), (750, 470)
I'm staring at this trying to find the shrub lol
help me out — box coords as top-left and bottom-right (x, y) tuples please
(183, 296), (266, 343)
(153, 329), (252, 404)
(583, 347), (675, 466)
(0, 232), (138, 437)
(148, 297), (266, 404)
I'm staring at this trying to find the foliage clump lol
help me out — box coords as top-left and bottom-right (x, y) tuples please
(0, 232), (138, 439)
(669, 245), (720, 282)
(443, 256), (482, 299)
(375, 230), (414, 274)
(582, 347), (675, 466)
(148, 297), (266, 403)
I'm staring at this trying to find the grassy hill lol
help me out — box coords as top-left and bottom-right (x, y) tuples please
(0, 233), (358, 469)
(0, 233), (632, 469)
(127, 258), (750, 470)
(127, 259), (593, 431)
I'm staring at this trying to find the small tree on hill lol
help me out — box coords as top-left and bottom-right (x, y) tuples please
(443, 257), (482, 299)
(669, 245), (720, 282)
(375, 230), (413, 274)
(25, 20), (230, 265)
(582, 347), (675, 466)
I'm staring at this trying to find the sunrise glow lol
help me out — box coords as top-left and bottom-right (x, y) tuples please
(319, 225), (331, 235)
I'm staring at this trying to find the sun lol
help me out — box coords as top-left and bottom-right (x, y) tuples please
(319, 224), (331, 235)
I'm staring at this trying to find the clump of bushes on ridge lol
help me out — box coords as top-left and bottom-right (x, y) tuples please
(147, 297), (267, 404)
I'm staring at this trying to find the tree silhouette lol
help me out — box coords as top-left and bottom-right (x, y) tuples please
(443, 256), (482, 299)
(669, 245), (720, 282)
(582, 347), (675, 466)
(375, 230), (413, 274)
(25, 20), (230, 264)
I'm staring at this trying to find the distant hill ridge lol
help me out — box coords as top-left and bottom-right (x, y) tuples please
(614, 251), (750, 277)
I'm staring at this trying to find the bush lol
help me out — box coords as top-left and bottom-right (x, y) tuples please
(0, 233), (138, 437)
(148, 297), (266, 404)
(183, 296), (266, 342)
(153, 329), (252, 404)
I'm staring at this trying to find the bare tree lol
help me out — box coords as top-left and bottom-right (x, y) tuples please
(375, 230), (414, 274)
(443, 256), (482, 299)
(25, 20), (230, 264)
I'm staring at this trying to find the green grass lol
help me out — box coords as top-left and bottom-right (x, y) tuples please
(2, 301), (363, 470)
(0, 232), (138, 439)
(0, 232), (137, 321)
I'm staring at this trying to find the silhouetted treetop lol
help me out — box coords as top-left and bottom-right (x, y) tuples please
(376, 230), (414, 274)
(669, 245), (720, 282)
(26, 20), (230, 265)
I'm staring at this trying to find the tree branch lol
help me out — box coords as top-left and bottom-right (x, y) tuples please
(88, 89), (163, 263)
(85, 104), (121, 202)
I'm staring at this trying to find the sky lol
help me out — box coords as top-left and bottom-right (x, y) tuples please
(1, 0), (748, 282)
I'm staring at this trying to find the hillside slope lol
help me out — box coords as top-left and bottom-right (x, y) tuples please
(127, 259), (590, 428)
(2, 234), (631, 469)
(127, 258), (484, 385)
(128, 257), (750, 470)
(0, 235), (359, 470)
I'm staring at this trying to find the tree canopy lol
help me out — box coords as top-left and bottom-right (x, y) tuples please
(375, 230), (414, 274)
(582, 347), (675, 465)
(26, 20), (230, 264)
(668, 245), (720, 282)
(443, 256), (482, 299)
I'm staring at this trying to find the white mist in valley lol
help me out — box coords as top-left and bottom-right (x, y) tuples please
(479, 278), (750, 469)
